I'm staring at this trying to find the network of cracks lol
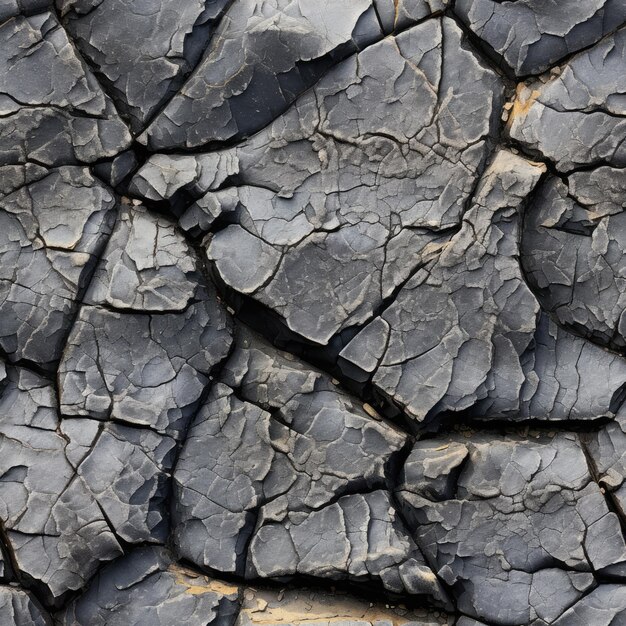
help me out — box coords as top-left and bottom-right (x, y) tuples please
(1, 0), (626, 624)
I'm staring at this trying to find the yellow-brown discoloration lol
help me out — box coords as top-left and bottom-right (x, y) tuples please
(168, 564), (239, 597)
(507, 84), (541, 128)
(238, 588), (448, 625)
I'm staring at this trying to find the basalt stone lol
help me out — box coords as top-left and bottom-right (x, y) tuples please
(0, 586), (52, 626)
(0, 366), (121, 606)
(0, 167), (116, 368)
(132, 17), (503, 348)
(521, 169), (626, 351)
(455, 0), (626, 76)
(398, 433), (625, 624)
(140, 0), (383, 150)
(507, 26), (626, 171)
(339, 150), (545, 425)
(0, 12), (130, 166)
(172, 330), (411, 582)
(2, 3), (626, 624)
(58, 0), (231, 132)
(57, 547), (241, 626)
(58, 206), (233, 436)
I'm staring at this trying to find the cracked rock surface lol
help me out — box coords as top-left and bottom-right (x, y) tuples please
(2, 1), (626, 624)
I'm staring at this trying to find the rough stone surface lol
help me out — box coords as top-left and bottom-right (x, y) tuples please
(141, 0), (383, 150)
(522, 169), (626, 350)
(340, 150), (545, 424)
(507, 26), (626, 171)
(58, 206), (233, 436)
(57, 547), (241, 626)
(550, 584), (626, 625)
(0, 586), (51, 625)
(0, 366), (122, 606)
(374, 0), (449, 33)
(133, 17), (503, 345)
(58, 0), (231, 132)
(0, 12), (130, 166)
(2, 3), (626, 625)
(456, 0), (626, 76)
(398, 433), (624, 624)
(0, 167), (116, 368)
(171, 331), (450, 608)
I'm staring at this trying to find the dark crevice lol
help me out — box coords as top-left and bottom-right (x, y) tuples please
(0, 353), (55, 380)
(503, 132), (626, 177)
(449, 0), (626, 82)
(175, 554), (456, 616)
(53, 197), (121, 417)
(0, 518), (20, 585)
(513, 152), (626, 362)
(131, 13), (452, 157)
(580, 437), (626, 534)
(444, 5), (517, 84)
(49, 3), (131, 135)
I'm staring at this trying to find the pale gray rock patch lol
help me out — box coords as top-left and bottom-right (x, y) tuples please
(85, 204), (199, 312)
(0, 586), (52, 626)
(521, 169), (626, 351)
(58, 206), (233, 437)
(173, 329), (411, 584)
(133, 17), (503, 347)
(0, 366), (122, 605)
(340, 150), (545, 424)
(0, 167), (116, 368)
(0, 12), (130, 165)
(61, 419), (177, 544)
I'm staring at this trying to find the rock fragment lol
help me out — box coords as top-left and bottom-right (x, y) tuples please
(339, 150), (545, 424)
(521, 169), (626, 351)
(141, 0), (384, 149)
(551, 584), (626, 625)
(0, 366), (121, 605)
(398, 433), (626, 624)
(0, 167), (116, 368)
(57, 547), (241, 626)
(61, 419), (177, 544)
(0, 586), (52, 626)
(0, 1), (51, 22)
(84, 204), (200, 312)
(248, 489), (449, 605)
(586, 410), (626, 518)
(374, 0), (449, 32)
(508, 28), (626, 170)
(58, 205), (232, 437)
(173, 330), (430, 595)
(455, 0), (626, 76)
(133, 17), (503, 347)
(0, 12), (130, 166)
(58, 0), (231, 132)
